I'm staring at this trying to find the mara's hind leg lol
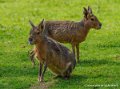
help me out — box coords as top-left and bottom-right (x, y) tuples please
(63, 65), (72, 79)
(76, 44), (80, 63)
(29, 50), (35, 67)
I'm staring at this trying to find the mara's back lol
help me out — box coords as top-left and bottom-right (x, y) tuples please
(45, 21), (84, 43)
(45, 36), (76, 75)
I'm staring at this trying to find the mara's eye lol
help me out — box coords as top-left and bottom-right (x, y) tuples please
(91, 18), (94, 21)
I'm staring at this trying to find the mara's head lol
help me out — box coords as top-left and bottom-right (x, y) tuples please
(83, 6), (102, 29)
(28, 19), (45, 45)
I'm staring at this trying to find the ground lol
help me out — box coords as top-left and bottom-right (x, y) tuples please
(0, 0), (120, 89)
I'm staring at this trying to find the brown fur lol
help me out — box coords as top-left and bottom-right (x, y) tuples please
(28, 20), (76, 82)
(29, 6), (102, 64)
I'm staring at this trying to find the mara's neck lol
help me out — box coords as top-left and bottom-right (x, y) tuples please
(35, 36), (47, 56)
(35, 42), (47, 59)
(79, 19), (91, 36)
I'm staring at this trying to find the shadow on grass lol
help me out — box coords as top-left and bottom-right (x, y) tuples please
(48, 74), (88, 89)
(78, 59), (120, 67)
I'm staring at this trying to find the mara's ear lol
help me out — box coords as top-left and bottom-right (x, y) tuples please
(38, 19), (45, 32)
(29, 20), (35, 28)
(88, 6), (92, 14)
(83, 7), (88, 19)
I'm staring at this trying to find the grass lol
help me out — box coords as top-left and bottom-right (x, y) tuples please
(0, 0), (120, 89)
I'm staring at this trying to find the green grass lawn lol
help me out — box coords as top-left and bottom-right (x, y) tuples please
(0, 0), (120, 89)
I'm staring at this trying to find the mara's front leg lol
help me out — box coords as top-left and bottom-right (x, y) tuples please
(38, 63), (43, 82)
(41, 62), (47, 82)
(76, 44), (80, 63)
(72, 44), (75, 57)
